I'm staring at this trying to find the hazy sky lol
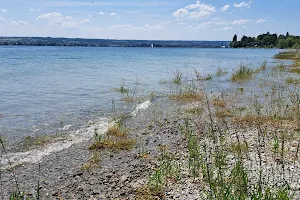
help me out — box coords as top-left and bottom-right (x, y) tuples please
(0, 0), (299, 40)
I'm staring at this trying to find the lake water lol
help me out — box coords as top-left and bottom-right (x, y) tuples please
(0, 46), (282, 145)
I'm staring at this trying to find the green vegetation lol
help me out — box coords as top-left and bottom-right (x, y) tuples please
(89, 118), (136, 151)
(285, 77), (300, 84)
(23, 135), (51, 148)
(81, 152), (101, 171)
(255, 61), (267, 72)
(274, 51), (300, 60)
(216, 67), (228, 76)
(230, 32), (300, 49)
(169, 83), (203, 102)
(231, 65), (254, 82)
(290, 67), (300, 75)
(172, 70), (183, 84)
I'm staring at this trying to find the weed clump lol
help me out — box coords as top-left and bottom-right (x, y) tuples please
(89, 119), (135, 151)
(285, 77), (300, 84)
(216, 67), (228, 76)
(290, 67), (300, 75)
(172, 70), (183, 84)
(231, 65), (254, 82)
(89, 137), (136, 151)
(274, 51), (300, 60)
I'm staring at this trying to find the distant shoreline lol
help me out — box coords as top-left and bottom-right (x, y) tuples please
(0, 36), (230, 48)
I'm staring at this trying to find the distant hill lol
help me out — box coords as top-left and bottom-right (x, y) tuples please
(0, 37), (230, 48)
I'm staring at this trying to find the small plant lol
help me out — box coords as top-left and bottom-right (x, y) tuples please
(285, 77), (300, 84)
(169, 83), (203, 102)
(113, 79), (129, 93)
(273, 135), (279, 154)
(81, 152), (101, 171)
(172, 70), (183, 84)
(186, 105), (204, 115)
(23, 135), (51, 149)
(255, 61), (267, 73)
(273, 62), (286, 72)
(290, 67), (300, 75)
(114, 86), (129, 93)
(216, 67), (228, 76)
(194, 69), (201, 80)
(204, 74), (213, 80)
(231, 64), (254, 82)
(89, 137), (136, 151)
(59, 115), (65, 134)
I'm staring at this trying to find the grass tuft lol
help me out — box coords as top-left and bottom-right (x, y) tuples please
(231, 65), (254, 82)
(285, 77), (300, 84)
(290, 67), (300, 75)
(216, 67), (228, 76)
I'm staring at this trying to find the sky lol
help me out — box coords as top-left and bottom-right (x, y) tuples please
(0, 0), (299, 40)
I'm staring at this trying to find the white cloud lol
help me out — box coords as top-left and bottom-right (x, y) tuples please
(0, 17), (5, 21)
(257, 18), (266, 23)
(185, 1), (216, 12)
(37, 12), (90, 28)
(172, 1), (216, 20)
(11, 21), (28, 26)
(37, 12), (64, 21)
(172, 8), (189, 18)
(1, 9), (7, 13)
(29, 8), (34, 12)
(231, 19), (250, 25)
(222, 27), (233, 31)
(98, 12), (104, 15)
(221, 5), (230, 12)
(110, 12), (117, 16)
(234, 1), (252, 8)
(88, 14), (92, 18)
(189, 10), (213, 20)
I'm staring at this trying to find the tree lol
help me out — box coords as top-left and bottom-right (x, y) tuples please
(233, 34), (237, 42)
(278, 39), (286, 49)
(286, 32), (290, 38)
(278, 34), (286, 40)
(286, 38), (294, 47)
(257, 34), (264, 41)
(241, 35), (248, 43)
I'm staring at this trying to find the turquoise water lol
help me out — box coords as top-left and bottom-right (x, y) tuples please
(0, 46), (281, 143)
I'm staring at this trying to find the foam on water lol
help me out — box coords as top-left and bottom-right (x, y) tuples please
(0, 117), (110, 168)
(1, 99), (152, 168)
(130, 99), (151, 117)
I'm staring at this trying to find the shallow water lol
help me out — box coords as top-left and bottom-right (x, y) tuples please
(0, 46), (282, 144)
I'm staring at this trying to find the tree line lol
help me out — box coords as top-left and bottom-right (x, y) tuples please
(0, 37), (230, 48)
(230, 32), (300, 49)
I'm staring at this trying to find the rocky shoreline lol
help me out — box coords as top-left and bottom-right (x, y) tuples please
(1, 58), (300, 199)
(1, 98), (191, 199)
